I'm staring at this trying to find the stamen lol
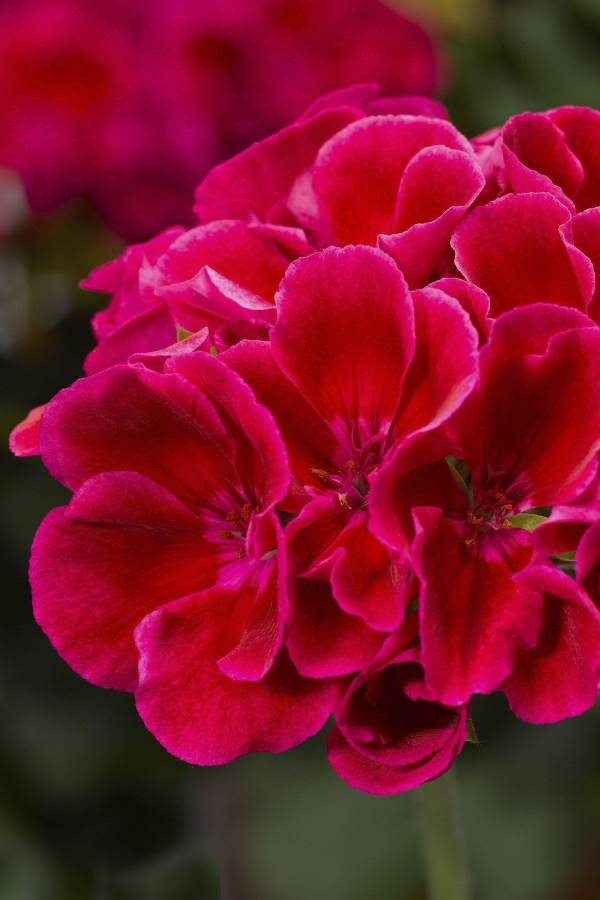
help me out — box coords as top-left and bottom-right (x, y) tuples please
(218, 530), (236, 540)
(241, 502), (253, 521)
(311, 468), (330, 482)
(236, 548), (245, 559)
(338, 492), (351, 509)
(225, 511), (239, 523)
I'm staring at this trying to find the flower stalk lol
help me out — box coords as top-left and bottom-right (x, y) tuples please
(416, 770), (471, 900)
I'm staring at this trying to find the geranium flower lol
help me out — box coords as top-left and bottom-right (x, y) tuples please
(370, 304), (600, 710)
(224, 244), (479, 677)
(326, 614), (469, 794)
(29, 354), (337, 763)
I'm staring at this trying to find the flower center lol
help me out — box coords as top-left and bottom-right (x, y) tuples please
(310, 431), (385, 510)
(218, 502), (258, 558)
(464, 480), (514, 547)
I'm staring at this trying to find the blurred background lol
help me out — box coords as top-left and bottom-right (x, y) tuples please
(3, 0), (600, 897)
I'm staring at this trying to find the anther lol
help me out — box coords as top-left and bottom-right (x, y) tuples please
(338, 492), (351, 509)
(241, 503), (253, 521)
(218, 529), (235, 540)
(311, 468), (330, 481)
(236, 548), (245, 559)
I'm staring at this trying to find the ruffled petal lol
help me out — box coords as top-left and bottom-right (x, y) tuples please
(502, 564), (600, 722)
(135, 590), (338, 764)
(272, 245), (415, 448)
(30, 472), (212, 692)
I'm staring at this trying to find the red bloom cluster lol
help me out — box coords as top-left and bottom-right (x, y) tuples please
(0, 0), (443, 241)
(13, 91), (600, 794)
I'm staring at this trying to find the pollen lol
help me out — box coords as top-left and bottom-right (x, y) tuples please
(345, 459), (356, 470)
(241, 502), (253, 521)
(218, 529), (236, 540)
(337, 492), (351, 509)
(236, 548), (245, 559)
(311, 468), (330, 481)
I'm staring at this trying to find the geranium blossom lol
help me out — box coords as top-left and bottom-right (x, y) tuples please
(85, 87), (483, 362)
(30, 356), (336, 762)
(13, 88), (600, 795)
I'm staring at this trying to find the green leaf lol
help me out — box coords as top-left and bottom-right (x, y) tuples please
(506, 513), (548, 531)
(445, 457), (472, 501)
(176, 326), (193, 342)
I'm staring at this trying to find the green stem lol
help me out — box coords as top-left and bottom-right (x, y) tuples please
(416, 770), (472, 900)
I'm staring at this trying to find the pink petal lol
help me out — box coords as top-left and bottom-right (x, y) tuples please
(452, 193), (591, 315)
(83, 303), (177, 375)
(413, 508), (544, 706)
(222, 340), (339, 508)
(456, 313), (600, 508)
(501, 112), (584, 211)
(427, 277), (491, 345)
(129, 328), (210, 373)
(135, 591), (338, 764)
(503, 564), (600, 722)
(30, 472), (213, 692)
(272, 245), (415, 448)
(170, 351), (290, 510)
(193, 107), (361, 223)
(391, 286), (479, 443)
(312, 115), (473, 246)
(379, 147), (484, 288)
(326, 718), (465, 795)
(570, 208), (600, 322)
(549, 106), (600, 211)
(39, 365), (235, 509)
(9, 403), (45, 457)
(285, 576), (383, 678)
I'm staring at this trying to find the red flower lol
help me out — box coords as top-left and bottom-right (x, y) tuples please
(371, 304), (600, 710)
(0, 0), (444, 240)
(326, 614), (469, 794)
(30, 355), (336, 763)
(224, 244), (478, 678)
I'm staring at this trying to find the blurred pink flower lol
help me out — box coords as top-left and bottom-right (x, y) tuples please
(0, 0), (445, 240)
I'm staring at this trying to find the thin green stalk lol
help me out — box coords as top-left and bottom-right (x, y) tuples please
(416, 770), (472, 900)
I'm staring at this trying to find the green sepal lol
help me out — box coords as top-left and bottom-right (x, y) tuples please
(405, 598), (419, 617)
(446, 457), (472, 502)
(176, 325), (193, 342)
(506, 513), (548, 531)
(466, 718), (479, 745)
(209, 345), (218, 357)
(552, 549), (576, 562)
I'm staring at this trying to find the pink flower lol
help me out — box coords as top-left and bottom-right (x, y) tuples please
(0, 0), (444, 240)
(224, 244), (479, 678)
(81, 226), (185, 373)
(82, 87), (484, 357)
(326, 615), (469, 794)
(30, 355), (337, 763)
(457, 108), (600, 323)
(370, 304), (600, 713)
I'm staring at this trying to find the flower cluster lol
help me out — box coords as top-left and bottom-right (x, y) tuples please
(13, 89), (600, 794)
(0, 0), (443, 241)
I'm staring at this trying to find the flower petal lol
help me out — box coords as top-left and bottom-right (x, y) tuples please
(135, 591), (338, 764)
(30, 472), (212, 691)
(272, 245), (415, 448)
